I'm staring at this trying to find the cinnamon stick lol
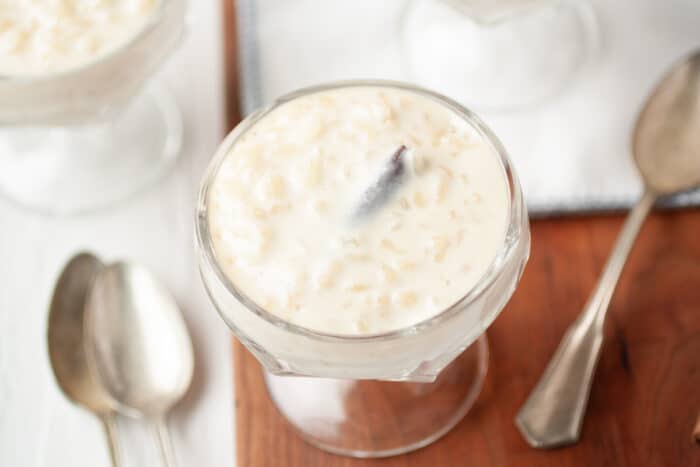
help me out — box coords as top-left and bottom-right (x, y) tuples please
(352, 145), (408, 220)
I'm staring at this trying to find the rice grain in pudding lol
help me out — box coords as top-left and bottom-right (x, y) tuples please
(208, 86), (509, 335)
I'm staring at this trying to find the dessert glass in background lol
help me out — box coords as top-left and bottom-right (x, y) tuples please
(402, 0), (599, 111)
(196, 81), (530, 457)
(0, 0), (186, 215)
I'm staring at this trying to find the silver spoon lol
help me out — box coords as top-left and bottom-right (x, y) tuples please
(85, 262), (194, 467)
(516, 50), (700, 448)
(47, 253), (122, 467)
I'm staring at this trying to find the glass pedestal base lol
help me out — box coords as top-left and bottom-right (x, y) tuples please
(265, 335), (489, 458)
(402, 0), (599, 112)
(0, 86), (182, 216)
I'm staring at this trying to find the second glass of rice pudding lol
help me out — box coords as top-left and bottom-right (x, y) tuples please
(0, 0), (186, 214)
(196, 81), (530, 457)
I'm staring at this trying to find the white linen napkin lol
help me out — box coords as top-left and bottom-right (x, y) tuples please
(235, 0), (700, 215)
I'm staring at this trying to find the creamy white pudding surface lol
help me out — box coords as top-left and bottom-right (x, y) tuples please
(0, 0), (158, 76)
(208, 87), (509, 335)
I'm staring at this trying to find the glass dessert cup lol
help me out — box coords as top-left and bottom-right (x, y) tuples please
(401, 0), (599, 112)
(196, 81), (531, 457)
(0, 0), (186, 215)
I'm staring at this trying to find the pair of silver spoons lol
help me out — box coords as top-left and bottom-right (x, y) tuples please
(47, 253), (194, 466)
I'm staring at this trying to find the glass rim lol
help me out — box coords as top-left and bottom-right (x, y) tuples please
(439, 0), (564, 26)
(0, 0), (175, 83)
(195, 79), (525, 344)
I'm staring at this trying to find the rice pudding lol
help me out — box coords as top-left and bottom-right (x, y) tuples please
(207, 86), (509, 335)
(0, 0), (159, 76)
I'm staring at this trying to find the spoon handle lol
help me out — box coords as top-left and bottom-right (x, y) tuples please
(101, 414), (122, 467)
(153, 416), (177, 467)
(516, 189), (656, 448)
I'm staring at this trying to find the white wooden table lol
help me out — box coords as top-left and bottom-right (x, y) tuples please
(0, 3), (235, 466)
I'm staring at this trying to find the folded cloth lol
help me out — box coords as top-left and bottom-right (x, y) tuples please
(236, 0), (700, 215)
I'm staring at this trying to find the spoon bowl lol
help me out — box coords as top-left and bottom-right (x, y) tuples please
(634, 50), (700, 194)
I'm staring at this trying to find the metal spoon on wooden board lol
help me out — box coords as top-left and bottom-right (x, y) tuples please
(85, 262), (194, 467)
(516, 50), (700, 448)
(47, 253), (122, 467)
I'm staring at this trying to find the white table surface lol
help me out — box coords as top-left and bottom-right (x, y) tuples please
(0, 2), (235, 467)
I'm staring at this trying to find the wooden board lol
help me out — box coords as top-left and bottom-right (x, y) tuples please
(223, 2), (700, 465)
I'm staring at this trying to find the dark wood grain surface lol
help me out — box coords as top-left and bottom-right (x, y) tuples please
(223, 2), (700, 465)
